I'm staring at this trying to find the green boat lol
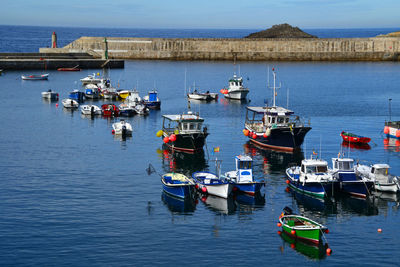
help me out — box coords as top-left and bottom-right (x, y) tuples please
(279, 208), (328, 244)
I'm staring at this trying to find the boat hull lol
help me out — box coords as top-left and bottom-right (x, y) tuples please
(385, 123), (400, 139)
(280, 215), (326, 244)
(145, 101), (161, 110)
(233, 182), (264, 195)
(337, 172), (374, 198)
(205, 183), (232, 198)
(163, 133), (208, 153)
(286, 170), (332, 199)
(341, 132), (371, 144)
(374, 182), (399, 193)
(248, 126), (311, 152)
(223, 89), (249, 100)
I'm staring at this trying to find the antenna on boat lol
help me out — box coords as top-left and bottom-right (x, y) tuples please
(287, 87), (289, 109)
(268, 67), (281, 107)
(184, 68), (187, 96)
(389, 98), (392, 122)
(319, 136), (322, 160)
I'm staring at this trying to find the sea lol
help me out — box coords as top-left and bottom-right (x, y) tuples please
(0, 25), (400, 266)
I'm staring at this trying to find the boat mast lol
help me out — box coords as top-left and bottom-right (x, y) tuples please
(389, 98), (392, 122)
(268, 68), (281, 107)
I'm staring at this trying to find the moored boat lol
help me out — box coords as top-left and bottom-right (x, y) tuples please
(21, 74), (49, 80)
(57, 65), (81, 71)
(243, 68), (311, 152)
(80, 104), (102, 116)
(330, 156), (374, 198)
(112, 119), (133, 136)
(62, 98), (79, 108)
(224, 155), (265, 195)
(118, 103), (137, 117)
(187, 83), (218, 101)
(159, 109), (208, 153)
(101, 104), (119, 117)
(143, 90), (161, 109)
(41, 89), (59, 100)
(118, 90), (130, 100)
(68, 90), (85, 102)
(340, 131), (371, 144)
(192, 171), (232, 198)
(285, 156), (334, 199)
(355, 163), (399, 193)
(80, 73), (103, 84)
(220, 74), (249, 100)
(278, 207), (329, 245)
(384, 121), (400, 139)
(84, 84), (100, 99)
(161, 173), (195, 199)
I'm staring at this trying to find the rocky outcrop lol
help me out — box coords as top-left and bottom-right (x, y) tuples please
(245, 23), (317, 38)
(377, 31), (400, 37)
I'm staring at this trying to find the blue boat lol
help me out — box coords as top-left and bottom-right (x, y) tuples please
(224, 155), (265, 195)
(285, 156), (334, 199)
(330, 157), (374, 198)
(68, 90), (85, 102)
(84, 86), (100, 99)
(143, 90), (161, 109)
(161, 173), (195, 199)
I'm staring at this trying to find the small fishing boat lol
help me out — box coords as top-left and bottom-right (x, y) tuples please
(340, 131), (371, 144)
(192, 171), (232, 198)
(187, 83), (218, 101)
(126, 89), (142, 103)
(80, 73), (103, 84)
(161, 173), (195, 199)
(62, 98), (79, 108)
(57, 65), (81, 71)
(243, 68), (311, 152)
(118, 90), (130, 100)
(112, 119), (133, 136)
(118, 103), (137, 117)
(384, 121), (400, 139)
(68, 90), (85, 102)
(84, 84), (100, 99)
(21, 74), (49, 80)
(41, 89), (59, 100)
(278, 207), (329, 245)
(133, 103), (149, 115)
(330, 156), (374, 198)
(80, 104), (102, 116)
(220, 74), (249, 100)
(143, 90), (161, 109)
(159, 108), (208, 153)
(224, 155), (265, 195)
(355, 163), (399, 193)
(286, 156), (335, 199)
(101, 104), (119, 117)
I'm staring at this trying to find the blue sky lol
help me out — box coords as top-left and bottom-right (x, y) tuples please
(1, 0), (399, 29)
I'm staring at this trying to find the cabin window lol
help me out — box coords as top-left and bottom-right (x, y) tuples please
(285, 118), (289, 123)
(301, 165), (305, 173)
(189, 123), (195, 130)
(239, 161), (251, 169)
(316, 166), (327, 173)
(278, 117), (284, 123)
(271, 117), (276, 124)
(375, 168), (388, 175)
(197, 124), (201, 130)
(306, 166), (316, 173)
(341, 161), (353, 170)
(268, 117), (271, 123)
(334, 162), (338, 169)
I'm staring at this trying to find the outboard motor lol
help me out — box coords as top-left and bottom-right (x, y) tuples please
(122, 125), (127, 138)
(90, 106), (94, 117)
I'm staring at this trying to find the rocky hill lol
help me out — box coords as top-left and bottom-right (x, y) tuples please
(377, 31), (400, 37)
(245, 23), (317, 38)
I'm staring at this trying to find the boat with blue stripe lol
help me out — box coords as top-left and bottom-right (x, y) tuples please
(286, 156), (334, 199)
(68, 89), (85, 102)
(144, 90), (161, 109)
(161, 173), (195, 199)
(192, 171), (232, 198)
(224, 155), (265, 195)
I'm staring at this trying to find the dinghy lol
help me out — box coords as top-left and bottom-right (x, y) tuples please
(62, 98), (79, 108)
(192, 172), (232, 198)
(112, 119), (133, 136)
(80, 104), (102, 116)
(41, 90), (59, 100)
(22, 74), (49, 80)
(161, 173), (195, 199)
(340, 131), (371, 144)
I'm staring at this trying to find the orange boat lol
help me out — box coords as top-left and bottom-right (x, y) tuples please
(57, 65), (81, 71)
(340, 131), (371, 144)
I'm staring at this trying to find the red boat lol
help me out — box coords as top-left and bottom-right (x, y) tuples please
(57, 65), (81, 71)
(101, 104), (119, 117)
(340, 131), (371, 144)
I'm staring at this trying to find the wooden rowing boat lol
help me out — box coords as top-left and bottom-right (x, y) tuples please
(340, 131), (371, 144)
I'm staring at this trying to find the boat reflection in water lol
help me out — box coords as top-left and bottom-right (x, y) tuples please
(157, 146), (208, 173)
(200, 194), (236, 215)
(279, 230), (328, 260)
(161, 191), (197, 214)
(383, 138), (400, 153)
(243, 142), (304, 175)
(341, 140), (371, 150)
(234, 192), (265, 209)
(286, 186), (331, 213)
(337, 194), (379, 216)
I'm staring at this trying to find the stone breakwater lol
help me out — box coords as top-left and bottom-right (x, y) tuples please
(39, 36), (400, 61)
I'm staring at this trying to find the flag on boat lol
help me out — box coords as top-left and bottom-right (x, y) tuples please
(313, 150), (318, 155)
(213, 147), (220, 153)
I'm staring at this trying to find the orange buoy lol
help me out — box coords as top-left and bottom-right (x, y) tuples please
(384, 139), (389, 145)
(396, 130), (400, 138)
(243, 129), (250, 136)
(384, 126), (390, 134)
(378, 228), (382, 233)
(277, 222), (282, 227)
(163, 136), (170, 143)
(326, 248), (332, 255)
(286, 180), (290, 184)
(396, 140), (400, 146)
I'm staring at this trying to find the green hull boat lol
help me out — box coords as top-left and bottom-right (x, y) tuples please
(279, 214), (328, 244)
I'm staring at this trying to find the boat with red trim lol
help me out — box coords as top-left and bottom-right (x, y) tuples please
(383, 99), (400, 139)
(101, 104), (119, 117)
(243, 68), (311, 152)
(158, 106), (208, 153)
(340, 131), (371, 144)
(21, 74), (49, 80)
(57, 65), (81, 71)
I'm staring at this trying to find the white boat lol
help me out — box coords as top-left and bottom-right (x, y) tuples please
(80, 104), (102, 115)
(41, 90), (59, 100)
(118, 103), (137, 117)
(192, 172), (232, 198)
(355, 163), (399, 193)
(99, 79), (118, 99)
(187, 82), (218, 101)
(126, 89), (142, 103)
(220, 74), (249, 100)
(84, 84), (100, 99)
(80, 73), (103, 84)
(134, 103), (149, 115)
(62, 98), (79, 108)
(112, 119), (133, 136)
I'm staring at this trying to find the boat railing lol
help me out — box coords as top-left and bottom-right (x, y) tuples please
(385, 121), (400, 128)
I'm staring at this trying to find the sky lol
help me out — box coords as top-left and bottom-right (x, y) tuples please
(0, 0), (399, 29)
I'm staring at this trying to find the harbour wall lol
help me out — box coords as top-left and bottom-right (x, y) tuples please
(39, 36), (400, 61)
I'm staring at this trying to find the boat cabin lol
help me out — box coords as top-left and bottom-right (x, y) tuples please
(229, 74), (244, 89)
(148, 91), (159, 102)
(235, 155), (253, 183)
(245, 106), (295, 132)
(332, 158), (354, 172)
(371, 164), (390, 179)
(301, 159), (328, 174)
(162, 111), (205, 135)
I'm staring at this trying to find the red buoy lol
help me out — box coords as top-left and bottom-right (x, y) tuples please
(325, 228), (329, 234)
(169, 134), (177, 142)
(111, 129), (115, 134)
(286, 180), (290, 184)
(384, 126), (390, 134)
(201, 187), (207, 193)
(291, 230), (296, 235)
(326, 248), (332, 255)
(277, 231), (282, 235)
(55, 103), (59, 107)
(163, 136), (170, 143)
(195, 184), (199, 189)
(277, 222), (282, 227)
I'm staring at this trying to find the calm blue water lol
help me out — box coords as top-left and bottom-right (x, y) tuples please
(0, 25), (399, 52)
(0, 26), (400, 266)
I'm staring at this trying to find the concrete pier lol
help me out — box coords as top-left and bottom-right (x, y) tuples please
(0, 52), (124, 70)
(39, 36), (400, 61)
